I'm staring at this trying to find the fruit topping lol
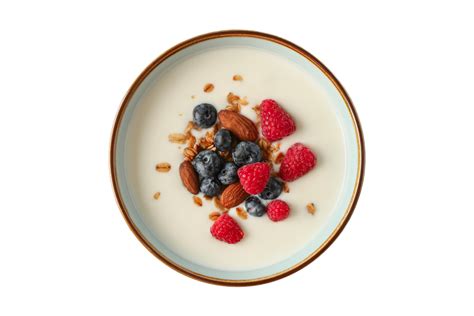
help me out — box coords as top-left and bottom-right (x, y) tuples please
(232, 141), (262, 166)
(199, 177), (221, 197)
(267, 200), (290, 222)
(210, 213), (244, 244)
(245, 196), (267, 217)
(214, 129), (233, 152)
(259, 177), (283, 200)
(260, 99), (296, 141)
(192, 150), (223, 178)
(217, 162), (238, 185)
(279, 143), (316, 182)
(193, 103), (217, 128)
(237, 162), (270, 195)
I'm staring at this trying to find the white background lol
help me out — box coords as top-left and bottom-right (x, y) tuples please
(1, 1), (473, 315)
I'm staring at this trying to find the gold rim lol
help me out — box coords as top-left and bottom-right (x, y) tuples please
(110, 30), (365, 286)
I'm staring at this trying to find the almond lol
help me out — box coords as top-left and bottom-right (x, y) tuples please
(179, 161), (199, 194)
(218, 110), (258, 141)
(220, 182), (249, 208)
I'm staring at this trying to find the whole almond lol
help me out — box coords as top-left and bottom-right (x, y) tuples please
(179, 161), (199, 194)
(218, 110), (258, 141)
(220, 182), (249, 208)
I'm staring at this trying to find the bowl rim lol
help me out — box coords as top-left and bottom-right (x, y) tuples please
(110, 29), (365, 286)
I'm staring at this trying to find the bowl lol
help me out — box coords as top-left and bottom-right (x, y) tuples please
(110, 30), (365, 286)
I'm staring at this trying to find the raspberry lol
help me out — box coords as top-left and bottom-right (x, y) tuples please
(279, 143), (316, 182)
(267, 200), (290, 222)
(260, 99), (296, 142)
(237, 162), (270, 194)
(210, 213), (244, 244)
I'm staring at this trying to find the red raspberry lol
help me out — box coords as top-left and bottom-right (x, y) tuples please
(237, 162), (270, 194)
(260, 99), (296, 142)
(279, 143), (316, 182)
(210, 213), (244, 244)
(267, 200), (290, 222)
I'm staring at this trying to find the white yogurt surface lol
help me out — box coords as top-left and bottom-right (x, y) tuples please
(124, 46), (346, 271)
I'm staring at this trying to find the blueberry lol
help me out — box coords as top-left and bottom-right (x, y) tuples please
(192, 150), (223, 178)
(200, 178), (221, 196)
(232, 141), (262, 166)
(245, 196), (266, 217)
(214, 129), (233, 152)
(192, 103), (217, 128)
(200, 177), (221, 196)
(217, 162), (238, 185)
(259, 177), (283, 200)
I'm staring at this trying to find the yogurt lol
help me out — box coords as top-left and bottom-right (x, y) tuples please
(124, 46), (346, 271)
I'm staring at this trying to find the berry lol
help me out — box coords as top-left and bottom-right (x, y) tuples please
(232, 141), (262, 166)
(217, 162), (238, 185)
(260, 99), (296, 141)
(192, 150), (224, 178)
(210, 213), (244, 244)
(267, 200), (290, 222)
(214, 129), (233, 152)
(245, 196), (266, 217)
(259, 177), (283, 200)
(200, 177), (221, 196)
(193, 103), (217, 128)
(237, 162), (270, 194)
(279, 143), (316, 182)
